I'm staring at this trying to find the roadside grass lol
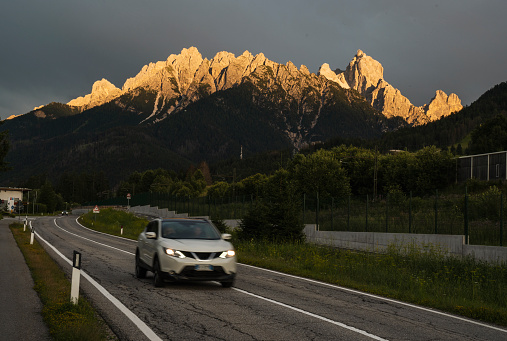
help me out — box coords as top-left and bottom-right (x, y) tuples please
(78, 208), (146, 240)
(10, 222), (114, 341)
(79, 210), (507, 328)
(236, 239), (507, 327)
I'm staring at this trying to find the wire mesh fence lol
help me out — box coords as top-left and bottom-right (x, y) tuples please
(87, 190), (505, 247)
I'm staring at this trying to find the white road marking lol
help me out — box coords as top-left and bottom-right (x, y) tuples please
(233, 287), (389, 340)
(34, 229), (162, 341)
(73, 217), (136, 243)
(53, 219), (134, 255)
(54, 218), (507, 336)
(240, 263), (507, 334)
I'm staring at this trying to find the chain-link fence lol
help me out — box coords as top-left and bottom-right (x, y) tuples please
(86, 190), (505, 247)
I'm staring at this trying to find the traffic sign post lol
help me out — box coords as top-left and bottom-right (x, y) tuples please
(127, 193), (131, 210)
(93, 205), (99, 221)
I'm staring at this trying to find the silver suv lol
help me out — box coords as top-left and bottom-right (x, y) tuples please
(135, 218), (237, 287)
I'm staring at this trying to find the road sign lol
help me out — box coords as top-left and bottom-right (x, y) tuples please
(93, 205), (100, 213)
(127, 193), (131, 200)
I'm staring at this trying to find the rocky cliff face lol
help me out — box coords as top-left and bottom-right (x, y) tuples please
(68, 78), (121, 110)
(318, 50), (462, 125)
(67, 47), (462, 126)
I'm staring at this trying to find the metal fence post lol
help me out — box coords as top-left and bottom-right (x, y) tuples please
(242, 195), (245, 219)
(464, 188), (469, 245)
(331, 197), (334, 231)
(303, 193), (306, 226)
(347, 195), (350, 231)
(409, 191), (412, 234)
(366, 194), (369, 232)
(501, 193), (504, 247)
(386, 193), (389, 233)
(434, 189), (438, 234)
(316, 192), (319, 231)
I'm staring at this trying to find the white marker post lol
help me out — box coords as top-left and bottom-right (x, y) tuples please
(23, 217), (27, 231)
(71, 251), (82, 305)
(30, 223), (35, 245)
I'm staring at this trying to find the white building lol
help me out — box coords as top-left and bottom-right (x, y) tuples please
(0, 187), (30, 212)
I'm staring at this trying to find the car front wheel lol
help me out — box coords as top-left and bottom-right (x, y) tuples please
(135, 252), (147, 279)
(153, 258), (165, 287)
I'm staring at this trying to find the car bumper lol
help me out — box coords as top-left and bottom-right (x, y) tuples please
(161, 266), (236, 282)
(159, 255), (237, 282)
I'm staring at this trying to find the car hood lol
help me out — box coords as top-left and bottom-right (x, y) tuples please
(161, 238), (233, 252)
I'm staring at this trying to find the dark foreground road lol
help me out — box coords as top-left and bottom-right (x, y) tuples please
(32, 215), (507, 341)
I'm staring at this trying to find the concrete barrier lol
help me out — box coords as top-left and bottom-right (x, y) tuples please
(130, 205), (188, 219)
(463, 244), (507, 264)
(71, 208), (90, 215)
(304, 224), (506, 265)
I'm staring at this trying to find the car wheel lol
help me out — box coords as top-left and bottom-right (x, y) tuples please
(153, 258), (164, 287)
(135, 252), (147, 279)
(220, 280), (234, 288)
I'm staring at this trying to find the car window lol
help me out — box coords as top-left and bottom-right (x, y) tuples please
(161, 221), (221, 240)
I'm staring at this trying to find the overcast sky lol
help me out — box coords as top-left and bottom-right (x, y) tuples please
(1, 0), (506, 120)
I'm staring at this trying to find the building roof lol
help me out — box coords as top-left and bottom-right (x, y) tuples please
(0, 187), (31, 191)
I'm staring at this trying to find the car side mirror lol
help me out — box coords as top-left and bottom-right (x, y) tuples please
(146, 232), (157, 239)
(221, 233), (232, 240)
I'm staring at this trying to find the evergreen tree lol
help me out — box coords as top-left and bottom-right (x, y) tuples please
(38, 181), (57, 213)
(239, 169), (304, 242)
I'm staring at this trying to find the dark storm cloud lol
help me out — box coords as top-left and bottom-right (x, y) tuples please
(1, 0), (507, 119)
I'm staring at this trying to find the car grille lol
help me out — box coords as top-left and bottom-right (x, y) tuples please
(181, 251), (220, 260)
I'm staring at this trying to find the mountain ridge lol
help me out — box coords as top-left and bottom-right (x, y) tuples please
(0, 47), (466, 187)
(62, 47), (461, 127)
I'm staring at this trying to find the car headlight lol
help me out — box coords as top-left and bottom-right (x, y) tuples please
(219, 250), (235, 259)
(163, 248), (186, 258)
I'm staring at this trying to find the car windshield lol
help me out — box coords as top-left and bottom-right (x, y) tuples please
(161, 220), (221, 240)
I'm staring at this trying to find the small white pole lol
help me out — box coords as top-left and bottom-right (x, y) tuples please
(29, 223), (34, 245)
(23, 218), (27, 231)
(121, 225), (123, 235)
(70, 251), (82, 304)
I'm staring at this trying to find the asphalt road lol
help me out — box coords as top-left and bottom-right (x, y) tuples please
(32, 215), (507, 341)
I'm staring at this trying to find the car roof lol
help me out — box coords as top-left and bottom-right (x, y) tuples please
(158, 218), (209, 222)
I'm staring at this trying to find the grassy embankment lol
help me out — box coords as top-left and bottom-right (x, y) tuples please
(80, 208), (506, 327)
(10, 222), (114, 341)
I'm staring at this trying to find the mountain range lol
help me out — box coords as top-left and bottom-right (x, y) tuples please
(0, 47), (464, 186)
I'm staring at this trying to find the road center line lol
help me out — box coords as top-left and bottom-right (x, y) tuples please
(34, 229), (162, 341)
(233, 287), (388, 340)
